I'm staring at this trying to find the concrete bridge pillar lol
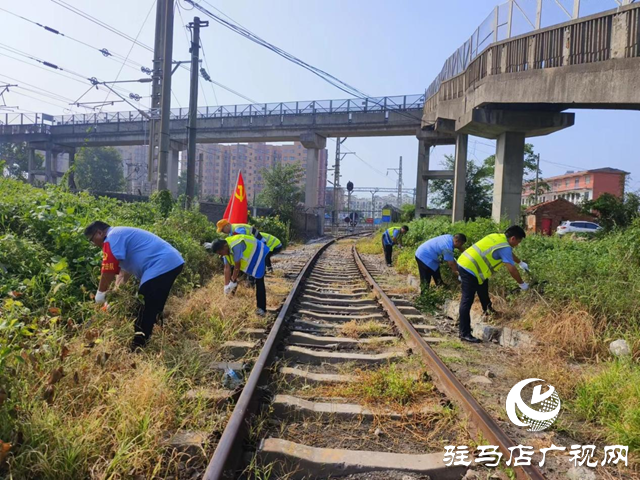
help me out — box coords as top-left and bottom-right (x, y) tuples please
(44, 147), (53, 184)
(168, 149), (179, 196)
(452, 134), (468, 223)
(414, 139), (430, 218)
(492, 131), (525, 224)
(300, 132), (326, 209)
(28, 148), (36, 185)
(68, 148), (77, 190)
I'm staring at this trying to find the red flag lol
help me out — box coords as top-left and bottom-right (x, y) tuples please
(223, 171), (248, 224)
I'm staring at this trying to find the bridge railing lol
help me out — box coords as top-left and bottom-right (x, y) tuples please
(425, 2), (640, 112)
(425, 0), (638, 103)
(0, 94), (424, 128)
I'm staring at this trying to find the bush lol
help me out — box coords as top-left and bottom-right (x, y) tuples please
(249, 214), (290, 248)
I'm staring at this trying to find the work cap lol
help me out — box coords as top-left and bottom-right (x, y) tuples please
(216, 219), (230, 232)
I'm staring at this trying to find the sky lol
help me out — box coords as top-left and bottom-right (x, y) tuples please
(1, 0), (638, 198)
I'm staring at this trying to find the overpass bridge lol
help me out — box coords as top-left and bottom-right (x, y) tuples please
(418, 1), (640, 223)
(0, 94), (425, 205)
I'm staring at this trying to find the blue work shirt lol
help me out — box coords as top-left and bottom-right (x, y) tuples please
(459, 245), (515, 277)
(382, 228), (400, 246)
(223, 242), (246, 265)
(415, 234), (455, 271)
(105, 227), (184, 286)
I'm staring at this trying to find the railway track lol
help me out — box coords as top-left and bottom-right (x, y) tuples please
(203, 237), (545, 480)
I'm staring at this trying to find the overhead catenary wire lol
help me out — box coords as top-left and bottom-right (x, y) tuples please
(47, 0), (258, 106)
(0, 46), (150, 109)
(184, 0), (369, 99)
(96, 0), (156, 115)
(49, 0), (154, 53)
(0, 6), (150, 73)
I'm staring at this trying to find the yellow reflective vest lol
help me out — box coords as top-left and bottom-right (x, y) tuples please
(224, 234), (268, 278)
(260, 233), (282, 252)
(458, 233), (510, 284)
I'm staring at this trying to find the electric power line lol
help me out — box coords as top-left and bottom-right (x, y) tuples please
(185, 0), (369, 99)
(49, 0), (154, 53)
(0, 6), (150, 74)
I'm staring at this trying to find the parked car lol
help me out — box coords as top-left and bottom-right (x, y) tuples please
(556, 221), (601, 236)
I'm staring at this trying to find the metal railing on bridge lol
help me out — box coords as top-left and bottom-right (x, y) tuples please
(0, 94), (425, 128)
(425, 0), (638, 102)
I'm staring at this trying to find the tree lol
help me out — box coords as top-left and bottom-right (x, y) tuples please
(583, 192), (640, 231)
(75, 147), (125, 192)
(400, 203), (415, 222)
(177, 169), (201, 197)
(259, 163), (304, 223)
(0, 142), (43, 180)
(430, 143), (547, 219)
(430, 154), (493, 219)
(483, 143), (549, 201)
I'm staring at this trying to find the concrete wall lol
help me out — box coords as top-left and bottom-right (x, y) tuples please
(292, 210), (322, 238)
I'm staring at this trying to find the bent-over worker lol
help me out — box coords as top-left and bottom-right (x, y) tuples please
(84, 221), (184, 350)
(382, 225), (409, 267)
(415, 233), (467, 291)
(211, 234), (269, 316)
(260, 232), (283, 274)
(216, 219), (262, 240)
(456, 225), (530, 344)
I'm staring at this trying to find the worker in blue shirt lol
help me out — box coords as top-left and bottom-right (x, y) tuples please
(209, 235), (269, 316)
(382, 225), (409, 267)
(84, 221), (184, 350)
(414, 233), (467, 291)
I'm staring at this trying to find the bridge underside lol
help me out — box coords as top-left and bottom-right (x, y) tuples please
(418, 1), (640, 225)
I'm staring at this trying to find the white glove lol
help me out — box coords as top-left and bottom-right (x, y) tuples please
(203, 242), (213, 250)
(458, 275), (462, 282)
(519, 282), (529, 291)
(225, 281), (238, 296)
(519, 261), (529, 272)
(95, 290), (107, 304)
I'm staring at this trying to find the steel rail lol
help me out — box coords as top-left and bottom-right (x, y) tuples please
(352, 245), (546, 480)
(203, 234), (367, 479)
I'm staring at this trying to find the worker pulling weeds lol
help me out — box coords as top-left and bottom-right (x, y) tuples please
(456, 225), (529, 344)
(84, 221), (185, 350)
(209, 234), (269, 316)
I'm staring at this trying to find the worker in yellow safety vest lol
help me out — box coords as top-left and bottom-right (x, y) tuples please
(209, 234), (269, 316)
(260, 232), (283, 273)
(456, 225), (530, 343)
(382, 225), (409, 267)
(216, 219), (262, 240)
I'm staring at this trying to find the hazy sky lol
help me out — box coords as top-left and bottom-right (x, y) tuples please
(1, 0), (638, 196)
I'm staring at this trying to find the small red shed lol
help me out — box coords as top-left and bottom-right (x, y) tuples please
(524, 199), (596, 235)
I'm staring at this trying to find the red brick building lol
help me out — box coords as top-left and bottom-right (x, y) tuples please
(523, 167), (628, 207)
(524, 198), (596, 235)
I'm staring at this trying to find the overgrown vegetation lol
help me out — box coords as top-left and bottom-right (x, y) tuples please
(0, 178), (238, 478)
(366, 214), (640, 458)
(75, 146), (125, 193)
(258, 163), (304, 225)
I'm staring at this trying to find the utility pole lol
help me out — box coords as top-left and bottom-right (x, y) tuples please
(157, 0), (175, 191)
(387, 156), (403, 207)
(331, 138), (354, 234)
(147, 0), (165, 185)
(186, 16), (208, 207)
(534, 153), (540, 204)
(148, 0), (175, 191)
(370, 188), (379, 226)
(198, 152), (204, 198)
